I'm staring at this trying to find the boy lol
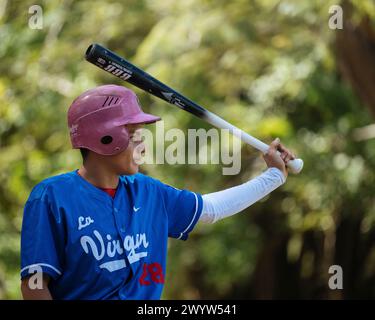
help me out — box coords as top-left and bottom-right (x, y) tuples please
(20, 84), (295, 299)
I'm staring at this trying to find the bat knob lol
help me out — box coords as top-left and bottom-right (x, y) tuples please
(286, 158), (304, 174)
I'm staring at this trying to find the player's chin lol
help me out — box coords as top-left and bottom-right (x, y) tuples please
(130, 156), (142, 173)
(131, 151), (144, 169)
(130, 163), (140, 174)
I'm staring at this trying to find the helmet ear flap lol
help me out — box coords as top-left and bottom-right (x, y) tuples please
(97, 125), (130, 155)
(73, 110), (130, 155)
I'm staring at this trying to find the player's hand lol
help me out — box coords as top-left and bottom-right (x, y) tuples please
(263, 138), (295, 178)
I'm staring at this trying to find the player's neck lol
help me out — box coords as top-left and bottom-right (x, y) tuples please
(78, 162), (119, 189)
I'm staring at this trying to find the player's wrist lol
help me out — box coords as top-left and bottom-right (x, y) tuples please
(266, 167), (287, 184)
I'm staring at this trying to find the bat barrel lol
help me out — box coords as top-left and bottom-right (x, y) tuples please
(85, 43), (207, 118)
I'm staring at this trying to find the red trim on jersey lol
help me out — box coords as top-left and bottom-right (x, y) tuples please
(76, 170), (117, 198)
(99, 187), (117, 198)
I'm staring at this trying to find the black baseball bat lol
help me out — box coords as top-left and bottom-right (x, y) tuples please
(84, 43), (303, 174)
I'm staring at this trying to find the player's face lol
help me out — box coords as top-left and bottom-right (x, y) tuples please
(107, 124), (145, 175)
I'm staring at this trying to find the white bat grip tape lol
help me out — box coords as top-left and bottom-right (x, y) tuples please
(205, 111), (304, 174)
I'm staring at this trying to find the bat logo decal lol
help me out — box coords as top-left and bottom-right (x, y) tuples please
(161, 92), (185, 109)
(97, 57), (106, 65)
(104, 63), (132, 80)
(69, 124), (78, 135)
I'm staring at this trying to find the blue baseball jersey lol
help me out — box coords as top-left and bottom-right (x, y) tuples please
(20, 171), (203, 300)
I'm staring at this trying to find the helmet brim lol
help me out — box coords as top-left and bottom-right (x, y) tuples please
(116, 112), (161, 125)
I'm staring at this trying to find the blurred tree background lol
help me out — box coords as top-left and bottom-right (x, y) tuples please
(0, 0), (374, 299)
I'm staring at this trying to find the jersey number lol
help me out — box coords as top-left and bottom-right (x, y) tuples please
(139, 262), (165, 285)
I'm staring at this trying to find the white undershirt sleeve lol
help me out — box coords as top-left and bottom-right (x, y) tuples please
(199, 167), (286, 224)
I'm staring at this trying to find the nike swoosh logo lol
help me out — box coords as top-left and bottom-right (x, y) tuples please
(133, 206), (141, 212)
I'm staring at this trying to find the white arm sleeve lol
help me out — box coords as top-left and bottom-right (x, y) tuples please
(199, 167), (286, 224)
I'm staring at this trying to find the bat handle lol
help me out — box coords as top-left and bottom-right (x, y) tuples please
(243, 135), (304, 174)
(248, 139), (304, 175)
(249, 138), (304, 174)
(205, 112), (304, 174)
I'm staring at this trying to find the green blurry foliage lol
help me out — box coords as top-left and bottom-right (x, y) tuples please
(0, 0), (374, 299)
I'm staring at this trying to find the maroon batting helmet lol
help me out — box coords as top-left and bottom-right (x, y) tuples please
(67, 85), (160, 155)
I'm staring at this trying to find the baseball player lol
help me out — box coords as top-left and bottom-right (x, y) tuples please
(20, 85), (295, 300)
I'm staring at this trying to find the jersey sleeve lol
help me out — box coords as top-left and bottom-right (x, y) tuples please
(20, 184), (65, 280)
(154, 180), (203, 240)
